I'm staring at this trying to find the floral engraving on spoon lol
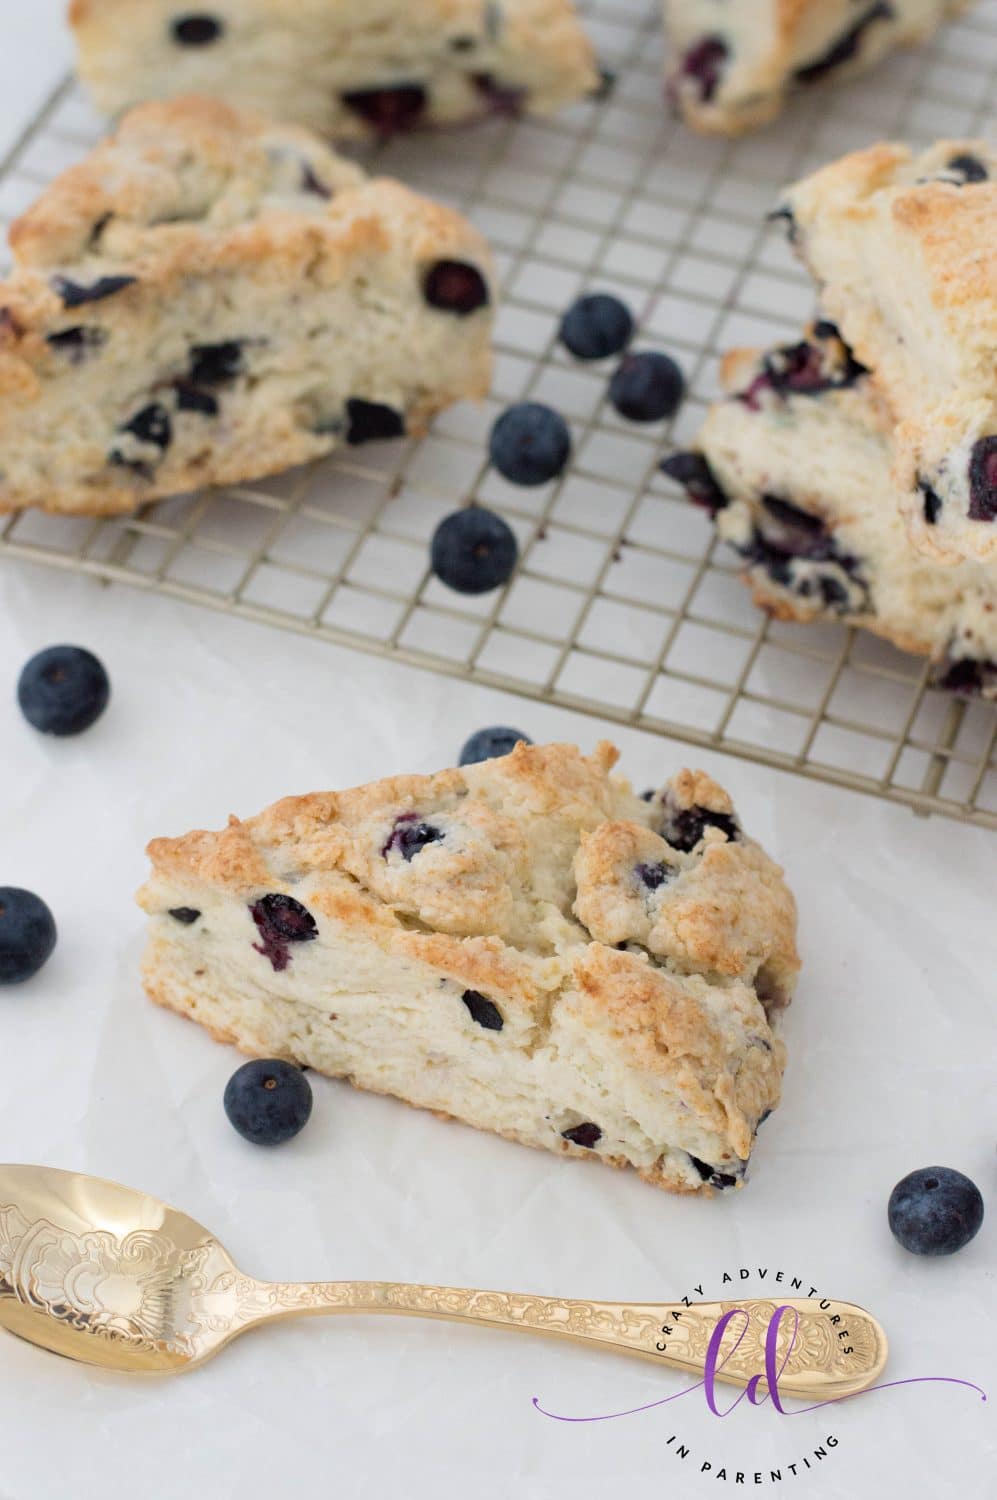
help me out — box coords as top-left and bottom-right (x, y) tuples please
(0, 1204), (226, 1355)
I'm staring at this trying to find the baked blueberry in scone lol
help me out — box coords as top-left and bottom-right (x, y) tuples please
(138, 741), (801, 1195)
(777, 138), (997, 563)
(69, 0), (598, 140)
(0, 97), (493, 517)
(662, 324), (997, 699)
(664, 1), (969, 135)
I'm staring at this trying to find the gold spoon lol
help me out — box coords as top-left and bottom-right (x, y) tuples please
(0, 1165), (887, 1396)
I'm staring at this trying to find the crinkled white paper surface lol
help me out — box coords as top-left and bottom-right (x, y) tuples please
(0, 560), (993, 1500)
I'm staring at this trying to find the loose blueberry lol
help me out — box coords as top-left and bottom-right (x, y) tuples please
(608, 351), (684, 422)
(946, 153), (988, 184)
(688, 1153), (741, 1190)
(189, 341), (244, 386)
(559, 293), (633, 361)
(0, 889), (57, 985)
(678, 36), (728, 102)
(223, 1058), (313, 1146)
(462, 990), (504, 1030)
(431, 507), (518, 594)
(967, 436), (997, 522)
(795, 2), (892, 83)
(381, 814), (445, 861)
(345, 398), (405, 445)
(51, 275), (136, 308)
(489, 403), (571, 487)
(341, 85), (427, 135)
(249, 893), (318, 973)
(660, 451), (729, 513)
(168, 906), (201, 925)
(635, 860), (674, 891)
(423, 260), (490, 316)
(459, 726), (532, 765)
(562, 1122), (602, 1148)
(888, 1167), (984, 1256)
(662, 804), (739, 853)
(17, 645), (110, 736)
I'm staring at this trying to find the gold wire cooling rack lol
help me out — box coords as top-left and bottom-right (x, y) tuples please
(0, 1), (995, 828)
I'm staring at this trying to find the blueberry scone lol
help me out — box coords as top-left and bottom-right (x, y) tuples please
(138, 741), (800, 1195)
(778, 139), (997, 563)
(662, 323), (997, 698)
(664, 1), (967, 135)
(0, 97), (493, 517)
(70, 1), (598, 140)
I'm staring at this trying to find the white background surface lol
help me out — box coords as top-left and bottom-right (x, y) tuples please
(0, 3), (995, 1499)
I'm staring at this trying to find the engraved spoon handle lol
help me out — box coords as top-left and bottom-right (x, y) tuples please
(247, 1283), (887, 1401)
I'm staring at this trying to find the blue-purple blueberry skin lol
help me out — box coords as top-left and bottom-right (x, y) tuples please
(887, 1166), (984, 1256)
(431, 508), (518, 593)
(0, 888), (57, 985)
(17, 645), (110, 736)
(223, 1058), (313, 1145)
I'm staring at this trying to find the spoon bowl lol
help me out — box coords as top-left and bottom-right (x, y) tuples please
(0, 1164), (245, 1372)
(0, 1164), (889, 1395)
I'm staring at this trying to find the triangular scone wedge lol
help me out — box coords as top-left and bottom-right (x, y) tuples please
(778, 138), (997, 563)
(665, 1), (967, 135)
(138, 741), (801, 1196)
(662, 323), (997, 699)
(70, 0), (599, 139)
(0, 96), (493, 516)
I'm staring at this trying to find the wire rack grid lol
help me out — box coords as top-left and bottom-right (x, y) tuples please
(0, 0), (995, 828)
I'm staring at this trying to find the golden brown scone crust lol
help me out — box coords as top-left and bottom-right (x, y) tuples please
(782, 137), (997, 562)
(140, 741), (800, 1196)
(0, 97), (493, 515)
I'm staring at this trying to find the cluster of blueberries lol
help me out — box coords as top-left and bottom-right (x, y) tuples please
(1, 645), (111, 985)
(431, 292), (684, 595)
(0, 671), (986, 1254)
